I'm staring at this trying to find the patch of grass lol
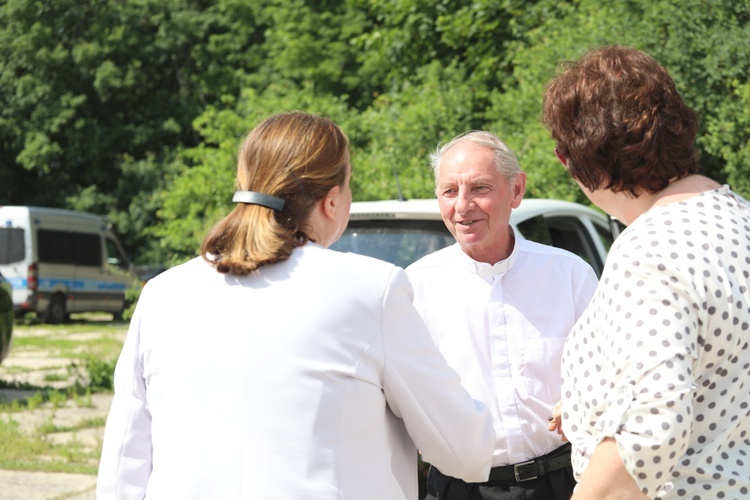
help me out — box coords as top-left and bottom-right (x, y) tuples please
(0, 392), (106, 474)
(11, 336), (80, 350)
(0, 379), (42, 391)
(76, 415), (107, 429)
(0, 416), (51, 461)
(0, 416), (98, 474)
(69, 356), (117, 393)
(48, 389), (68, 409)
(11, 321), (126, 360)
(0, 389), (73, 412)
(71, 388), (94, 409)
(0, 365), (29, 376)
(37, 414), (69, 435)
(43, 373), (67, 382)
(57, 438), (96, 468)
(0, 399), (23, 413)
(37, 413), (107, 435)
(26, 392), (44, 411)
(0, 460), (98, 475)
(0, 319), (122, 475)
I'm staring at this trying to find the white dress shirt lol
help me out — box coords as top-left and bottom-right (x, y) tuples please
(97, 243), (495, 499)
(406, 239), (597, 467)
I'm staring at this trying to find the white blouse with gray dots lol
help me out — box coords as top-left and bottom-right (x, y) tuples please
(562, 185), (750, 499)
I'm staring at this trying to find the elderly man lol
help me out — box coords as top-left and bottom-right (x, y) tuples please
(406, 131), (598, 500)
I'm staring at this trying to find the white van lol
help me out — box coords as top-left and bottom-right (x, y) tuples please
(0, 206), (137, 323)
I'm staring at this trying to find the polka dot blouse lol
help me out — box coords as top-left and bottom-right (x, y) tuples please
(562, 186), (750, 498)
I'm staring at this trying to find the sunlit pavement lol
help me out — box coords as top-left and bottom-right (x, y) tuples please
(0, 469), (96, 499)
(0, 392), (113, 499)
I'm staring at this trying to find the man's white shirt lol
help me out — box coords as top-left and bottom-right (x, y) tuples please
(407, 239), (598, 467)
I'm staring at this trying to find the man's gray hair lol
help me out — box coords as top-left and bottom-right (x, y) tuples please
(429, 131), (523, 185)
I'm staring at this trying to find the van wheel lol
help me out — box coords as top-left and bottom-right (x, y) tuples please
(45, 295), (67, 324)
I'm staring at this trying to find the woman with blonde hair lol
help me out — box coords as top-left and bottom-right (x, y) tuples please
(97, 112), (494, 499)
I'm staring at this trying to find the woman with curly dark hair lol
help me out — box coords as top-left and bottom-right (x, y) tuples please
(543, 46), (750, 499)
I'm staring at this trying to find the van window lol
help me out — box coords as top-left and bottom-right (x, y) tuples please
(0, 227), (25, 264)
(603, 217), (625, 248)
(547, 217), (603, 275)
(37, 229), (102, 266)
(515, 216), (553, 246)
(517, 215), (605, 276)
(105, 237), (128, 268)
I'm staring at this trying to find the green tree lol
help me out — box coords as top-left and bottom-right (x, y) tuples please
(3, 0), (749, 267)
(0, 0), (266, 261)
(639, 0), (750, 192)
(248, 0), (368, 105)
(703, 81), (750, 196)
(351, 62), (480, 201)
(485, 0), (750, 202)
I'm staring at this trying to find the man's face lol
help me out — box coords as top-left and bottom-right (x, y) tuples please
(436, 142), (525, 263)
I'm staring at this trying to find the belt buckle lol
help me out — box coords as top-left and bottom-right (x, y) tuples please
(513, 460), (538, 482)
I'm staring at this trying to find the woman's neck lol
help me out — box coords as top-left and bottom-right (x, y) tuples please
(650, 174), (722, 209)
(621, 175), (722, 224)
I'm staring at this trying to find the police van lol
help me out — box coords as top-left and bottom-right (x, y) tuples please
(0, 206), (137, 323)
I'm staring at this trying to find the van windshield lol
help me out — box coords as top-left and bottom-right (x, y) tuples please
(0, 227), (25, 264)
(330, 220), (454, 268)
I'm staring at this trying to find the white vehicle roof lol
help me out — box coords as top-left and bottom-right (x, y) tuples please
(347, 198), (608, 226)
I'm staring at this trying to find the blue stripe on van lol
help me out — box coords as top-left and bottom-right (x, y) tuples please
(9, 277), (127, 292)
(7, 276), (25, 289)
(38, 278), (127, 292)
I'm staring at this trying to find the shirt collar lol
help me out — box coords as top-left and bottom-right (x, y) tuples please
(454, 228), (520, 284)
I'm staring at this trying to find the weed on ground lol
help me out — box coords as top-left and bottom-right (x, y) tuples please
(0, 314), (127, 475)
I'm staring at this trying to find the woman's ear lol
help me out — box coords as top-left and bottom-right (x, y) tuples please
(321, 185), (342, 220)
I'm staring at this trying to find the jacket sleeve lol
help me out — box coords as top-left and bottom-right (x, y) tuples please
(96, 288), (153, 499)
(380, 267), (495, 483)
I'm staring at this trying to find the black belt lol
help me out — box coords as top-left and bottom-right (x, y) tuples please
(487, 444), (571, 483)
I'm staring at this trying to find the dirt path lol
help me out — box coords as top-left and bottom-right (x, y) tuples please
(0, 318), (126, 499)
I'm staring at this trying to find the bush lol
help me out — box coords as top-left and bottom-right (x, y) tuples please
(69, 355), (117, 392)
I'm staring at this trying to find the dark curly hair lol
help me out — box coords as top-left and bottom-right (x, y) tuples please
(542, 45), (698, 196)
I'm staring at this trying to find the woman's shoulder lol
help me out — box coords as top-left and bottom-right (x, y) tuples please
(144, 257), (210, 287)
(301, 244), (400, 276)
(295, 245), (409, 300)
(325, 246), (398, 271)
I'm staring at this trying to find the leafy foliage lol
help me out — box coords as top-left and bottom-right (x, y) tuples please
(155, 81), (356, 260)
(0, 0), (263, 261)
(0, 0), (748, 264)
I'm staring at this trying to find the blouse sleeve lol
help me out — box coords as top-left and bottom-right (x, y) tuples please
(96, 287), (154, 499)
(595, 253), (699, 497)
(379, 267), (496, 483)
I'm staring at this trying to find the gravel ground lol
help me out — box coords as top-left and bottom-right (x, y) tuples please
(0, 319), (124, 499)
(0, 391), (113, 500)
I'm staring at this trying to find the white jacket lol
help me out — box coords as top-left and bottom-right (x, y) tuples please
(97, 244), (494, 499)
